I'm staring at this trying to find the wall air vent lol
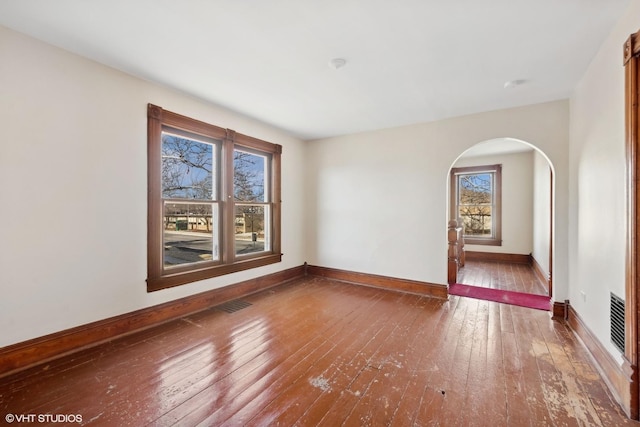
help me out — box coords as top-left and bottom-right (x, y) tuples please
(610, 292), (625, 354)
(217, 299), (252, 314)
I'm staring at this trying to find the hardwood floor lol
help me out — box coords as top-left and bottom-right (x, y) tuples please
(0, 276), (635, 426)
(458, 260), (549, 296)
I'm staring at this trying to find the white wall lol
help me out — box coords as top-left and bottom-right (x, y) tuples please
(306, 100), (569, 297)
(0, 26), (307, 347)
(533, 151), (551, 276)
(569, 1), (640, 362)
(0, 3), (636, 379)
(452, 150), (534, 255)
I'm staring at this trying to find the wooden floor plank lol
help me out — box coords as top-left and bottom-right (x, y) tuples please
(235, 285), (398, 426)
(0, 276), (635, 426)
(411, 295), (473, 425)
(459, 299), (509, 426)
(386, 296), (458, 427)
(458, 260), (548, 296)
(432, 296), (480, 426)
(312, 294), (422, 427)
(511, 305), (571, 426)
(163, 279), (377, 426)
(338, 296), (428, 426)
(502, 330), (535, 426)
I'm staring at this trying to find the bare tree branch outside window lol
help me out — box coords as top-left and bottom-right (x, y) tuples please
(234, 150), (268, 255)
(147, 104), (282, 291)
(161, 133), (218, 265)
(458, 173), (493, 236)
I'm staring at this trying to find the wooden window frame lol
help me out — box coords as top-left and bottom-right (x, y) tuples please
(450, 164), (502, 246)
(147, 104), (282, 292)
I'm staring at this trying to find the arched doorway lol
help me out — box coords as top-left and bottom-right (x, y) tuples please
(447, 137), (555, 306)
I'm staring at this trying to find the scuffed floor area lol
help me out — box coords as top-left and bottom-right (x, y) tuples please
(0, 276), (636, 426)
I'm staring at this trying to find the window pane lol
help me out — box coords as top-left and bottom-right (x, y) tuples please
(459, 206), (492, 236)
(162, 132), (216, 200)
(458, 173), (492, 205)
(164, 203), (219, 267)
(235, 205), (269, 255)
(457, 171), (494, 237)
(234, 149), (267, 202)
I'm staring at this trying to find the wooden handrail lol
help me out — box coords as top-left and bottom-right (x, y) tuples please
(448, 219), (464, 284)
(457, 217), (465, 268)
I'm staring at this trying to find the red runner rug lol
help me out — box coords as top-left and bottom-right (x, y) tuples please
(449, 283), (551, 311)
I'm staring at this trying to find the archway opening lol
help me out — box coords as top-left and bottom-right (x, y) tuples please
(447, 137), (555, 303)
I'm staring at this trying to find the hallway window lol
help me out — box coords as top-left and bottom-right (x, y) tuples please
(451, 164), (502, 246)
(147, 104), (282, 291)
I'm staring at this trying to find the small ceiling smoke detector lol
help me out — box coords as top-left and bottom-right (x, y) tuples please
(329, 58), (347, 70)
(504, 79), (527, 89)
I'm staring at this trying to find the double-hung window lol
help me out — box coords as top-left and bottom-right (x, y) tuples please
(450, 164), (502, 246)
(147, 104), (281, 291)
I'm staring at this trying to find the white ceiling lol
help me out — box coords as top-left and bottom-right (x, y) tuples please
(0, 0), (630, 140)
